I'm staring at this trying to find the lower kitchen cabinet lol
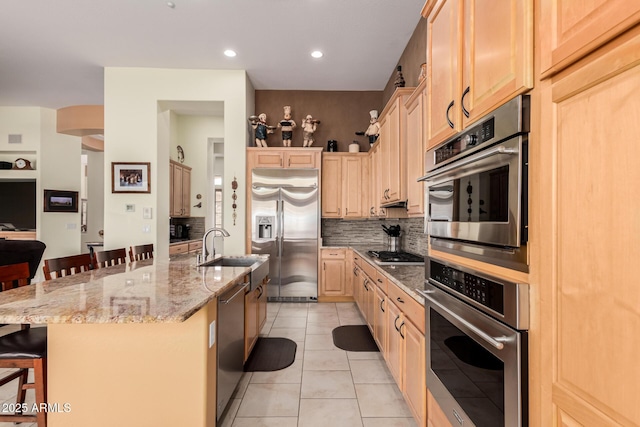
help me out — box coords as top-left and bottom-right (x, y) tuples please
(319, 248), (351, 300)
(373, 284), (386, 353)
(386, 300), (404, 387)
(244, 276), (268, 362)
(403, 317), (426, 426)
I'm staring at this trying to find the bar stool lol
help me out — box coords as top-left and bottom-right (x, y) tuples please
(42, 253), (94, 280)
(0, 262), (47, 427)
(129, 244), (154, 262)
(94, 248), (128, 268)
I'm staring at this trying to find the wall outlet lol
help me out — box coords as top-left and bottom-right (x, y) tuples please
(142, 225), (151, 233)
(143, 207), (152, 219)
(66, 223), (76, 230)
(209, 321), (216, 348)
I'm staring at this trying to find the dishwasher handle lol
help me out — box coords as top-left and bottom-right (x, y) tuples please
(220, 282), (249, 305)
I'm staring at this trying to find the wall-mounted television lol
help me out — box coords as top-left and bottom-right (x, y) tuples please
(0, 179), (36, 230)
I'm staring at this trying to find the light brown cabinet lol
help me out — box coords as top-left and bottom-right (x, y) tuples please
(378, 88), (413, 206)
(423, 0), (533, 148)
(247, 147), (321, 169)
(405, 80), (427, 217)
(321, 153), (368, 219)
(536, 24), (640, 426)
(319, 248), (351, 300)
(539, 0), (640, 77)
(385, 299), (403, 387)
(403, 317), (426, 426)
(245, 277), (268, 362)
(169, 239), (203, 256)
(170, 160), (191, 218)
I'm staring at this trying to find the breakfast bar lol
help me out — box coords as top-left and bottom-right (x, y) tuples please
(0, 255), (259, 427)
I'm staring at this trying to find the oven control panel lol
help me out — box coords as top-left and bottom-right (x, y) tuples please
(428, 260), (504, 315)
(433, 117), (495, 165)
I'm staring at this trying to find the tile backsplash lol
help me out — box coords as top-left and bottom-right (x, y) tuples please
(322, 217), (427, 255)
(171, 217), (205, 240)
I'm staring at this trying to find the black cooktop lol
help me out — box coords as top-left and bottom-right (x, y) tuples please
(367, 250), (424, 265)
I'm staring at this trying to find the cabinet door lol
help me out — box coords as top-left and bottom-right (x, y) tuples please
(369, 144), (381, 217)
(373, 285), (386, 354)
(427, 0), (462, 148)
(403, 319), (426, 426)
(320, 258), (346, 296)
(285, 151), (318, 168)
(385, 99), (403, 203)
(181, 166), (191, 217)
(252, 151), (284, 168)
(321, 156), (342, 218)
(342, 156), (364, 218)
(257, 280), (268, 332)
(244, 289), (259, 362)
(353, 266), (361, 311)
(385, 301), (403, 387)
(405, 85), (426, 217)
(539, 27), (640, 426)
(462, 0), (532, 127)
(171, 164), (184, 217)
(540, 0), (640, 76)
(378, 115), (390, 205)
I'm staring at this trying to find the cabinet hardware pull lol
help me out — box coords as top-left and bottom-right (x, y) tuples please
(461, 86), (470, 118)
(353, 267), (358, 276)
(338, 208), (341, 216)
(380, 299), (385, 313)
(280, 158), (283, 166)
(396, 297), (404, 304)
(288, 158), (291, 167)
(323, 262), (325, 270)
(377, 278), (383, 283)
(399, 321), (405, 339)
(363, 279), (369, 291)
(394, 315), (401, 332)
(446, 100), (455, 129)
(345, 208), (348, 215)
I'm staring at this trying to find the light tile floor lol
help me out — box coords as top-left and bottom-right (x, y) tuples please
(0, 303), (417, 427)
(220, 302), (417, 427)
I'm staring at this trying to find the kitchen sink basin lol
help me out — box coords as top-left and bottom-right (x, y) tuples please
(199, 256), (269, 291)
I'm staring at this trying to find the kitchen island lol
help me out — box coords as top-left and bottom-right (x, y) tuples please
(0, 254), (263, 427)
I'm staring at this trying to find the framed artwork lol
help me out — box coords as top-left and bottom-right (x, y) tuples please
(43, 189), (79, 213)
(112, 162), (151, 193)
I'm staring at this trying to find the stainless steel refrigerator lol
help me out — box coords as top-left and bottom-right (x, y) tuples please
(251, 168), (319, 302)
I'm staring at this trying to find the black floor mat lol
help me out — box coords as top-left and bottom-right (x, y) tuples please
(332, 325), (379, 352)
(244, 337), (297, 372)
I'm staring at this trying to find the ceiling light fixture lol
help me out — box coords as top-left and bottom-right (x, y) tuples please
(311, 50), (323, 59)
(224, 49), (237, 58)
(167, 1), (175, 8)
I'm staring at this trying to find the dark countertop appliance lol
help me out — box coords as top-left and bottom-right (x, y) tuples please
(367, 250), (424, 266)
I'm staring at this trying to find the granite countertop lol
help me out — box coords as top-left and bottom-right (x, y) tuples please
(340, 246), (426, 306)
(0, 253), (268, 324)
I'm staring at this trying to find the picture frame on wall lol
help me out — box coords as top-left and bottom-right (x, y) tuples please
(44, 189), (79, 213)
(112, 162), (151, 193)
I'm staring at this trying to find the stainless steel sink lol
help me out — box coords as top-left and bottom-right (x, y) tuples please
(199, 256), (269, 291)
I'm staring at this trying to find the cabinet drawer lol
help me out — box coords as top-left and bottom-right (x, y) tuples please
(361, 259), (377, 281)
(374, 271), (388, 295)
(387, 284), (425, 334)
(169, 243), (188, 255)
(322, 248), (346, 259)
(353, 252), (362, 268)
(188, 241), (203, 252)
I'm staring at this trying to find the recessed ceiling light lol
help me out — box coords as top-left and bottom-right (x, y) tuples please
(167, 1), (175, 8)
(224, 50), (237, 58)
(311, 50), (323, 59)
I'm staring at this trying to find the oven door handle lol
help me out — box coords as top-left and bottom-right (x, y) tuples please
(418, 289), (507, 350)
(418, 146), (518, 183)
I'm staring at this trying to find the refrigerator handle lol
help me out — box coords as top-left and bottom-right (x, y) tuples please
(280, 200), (285, 256)
(276, 200), (280, 255)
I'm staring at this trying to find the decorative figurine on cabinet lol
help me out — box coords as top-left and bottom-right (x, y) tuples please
(363, 110), (381, 146)
(394, 65), (406, 88)
(301, 115), (320, 147)
(277, 106), (297, 147)
(249, 113), (275, 147)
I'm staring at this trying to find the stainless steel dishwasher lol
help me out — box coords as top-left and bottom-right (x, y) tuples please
(217, 281), (248, 421)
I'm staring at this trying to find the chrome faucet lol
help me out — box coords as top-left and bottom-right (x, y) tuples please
(202, 227), (230, 262)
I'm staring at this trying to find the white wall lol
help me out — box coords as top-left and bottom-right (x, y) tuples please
(0, 107), (82, 266)
(104, 68), (253, 259)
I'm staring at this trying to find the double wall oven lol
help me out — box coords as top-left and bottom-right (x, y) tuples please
(418, 258), (529, 427)
(419, 95), (530, 272)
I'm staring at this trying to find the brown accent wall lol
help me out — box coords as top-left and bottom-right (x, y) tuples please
(254, 90), (382, 153)
(382, 17), (428, 106)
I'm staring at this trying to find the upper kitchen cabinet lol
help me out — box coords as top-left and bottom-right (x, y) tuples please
(536, 24), (640, 427)
(247, 147), (321, 170)
(170, 160), (191, 218)
(378, 88), (414, 207)
(539, 0), (640, 78)
(423, 0), (533, 149)
(405, 80), (427, 217)
(321, 153), (369, 219)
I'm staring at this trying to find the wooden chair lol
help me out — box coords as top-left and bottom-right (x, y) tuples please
(42, 253), (94, 280)
(0, 262), (47, 426)
(129, 244), (154, 262)
(95, 248), (128, 268)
